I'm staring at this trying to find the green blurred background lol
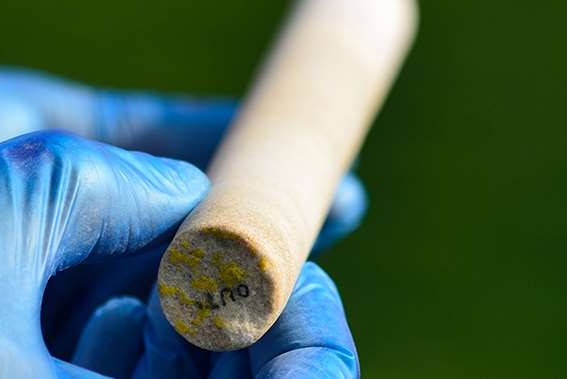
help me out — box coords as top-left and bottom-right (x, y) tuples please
(2, 1), (566, 377)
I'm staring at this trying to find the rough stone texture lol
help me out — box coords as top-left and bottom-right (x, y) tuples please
(158, 227), (278, 351)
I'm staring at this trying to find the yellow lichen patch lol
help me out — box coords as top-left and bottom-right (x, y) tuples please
(213, 316), (226, 329)
(191, 275), (218, 292)
(174, 320), (196, 336)
(189, 248), (205, 258)
(219, 262), (247, 287)
(168, 248), (190, 266)
(212, 252), (223, 267)
(158, 282), (177, 297)
(186, 248), (205, 267)
(258, 256), (269, 272)
(180, 240), (192, 249)
(212, 252), (247, 287)
(169, 247), (204, 268)
(177, 291), (196, 307)
(191, 308), (211, 326)
(203, 227), (238, 241)
(158, 283), (196, 307)
(185, 255), (200, 268)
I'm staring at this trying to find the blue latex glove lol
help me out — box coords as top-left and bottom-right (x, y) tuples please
(0, 68), (365, 378)
(73, 263), (358, 379)
(0, 130), (209, 378)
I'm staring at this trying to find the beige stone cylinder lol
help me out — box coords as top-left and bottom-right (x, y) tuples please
(158, 0), (418, 351)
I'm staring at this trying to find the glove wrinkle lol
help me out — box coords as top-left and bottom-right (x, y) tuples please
(0, 130), (209, 378)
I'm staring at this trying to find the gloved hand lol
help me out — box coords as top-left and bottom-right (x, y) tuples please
(0, 68), (366, 378)
(72, 263), (358, 379)
(0, 130), (209, 378)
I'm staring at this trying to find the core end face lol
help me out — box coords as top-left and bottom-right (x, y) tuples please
(157, 227), (278, 351)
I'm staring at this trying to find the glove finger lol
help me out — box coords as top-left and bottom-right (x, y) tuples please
(249, 262), (359, 379)
(132, 286), (208, 379)
(0, 130), (209, 280)
(0, 67), (236, 169)
(312, 172), (367, 256)
(94, 92), (235, 170)
(208, 351), (252, 379)
(72, 297), (146, 379)
(43, 247), (163, 360)
(53, 358), (112, 379)
(0, 91), (43, 142)
(0, 130), (208, 376)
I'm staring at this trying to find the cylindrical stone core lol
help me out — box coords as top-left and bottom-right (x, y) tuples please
(158, 228), (276, 351)
(158, 0), (418, 351)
